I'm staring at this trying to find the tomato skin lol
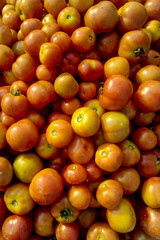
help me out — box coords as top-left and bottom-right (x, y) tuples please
(51, 192), (80, 223)
(0, 194), (7, 225)
(84, 1), (119, 35)
(6, 119), (39, 152)
(87, 222), (119, 240)
(96, 179), (123, 209)
(99, 74), (133, 111)
(106, 198), (137, 233)
(95, 143), (123, 172)
(55, 222), (79, 240)
(118, 30), (151, 63)
(0, 122), (7, 151)
(1, 90), (29, 118)
(64, 163), (88, 185)
(78, 208), (98, 229)
(2, 214), (32, 240)
(4, 182), (35, 215)
(101, 111), (130, 143)
(84, 159), (103, 182)
(29, 168), (64, 206)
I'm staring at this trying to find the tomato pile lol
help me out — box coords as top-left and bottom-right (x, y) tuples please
(0, 0), (160, 239)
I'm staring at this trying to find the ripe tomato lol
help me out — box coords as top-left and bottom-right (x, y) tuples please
(71, 107), (100, 137)
(144, 0), (160, 21)
(0, 157), (13, 186)
(67, 135), (95, 164)
(6, 119), (39, 152)
(106, 198), (137, 233)
(13, 152), (43, 183)
(118, 30), (151, 63)
(78, 82), (97, 101)
(60, 97), (80, 116)
(64, 163), (88, 185)
(77, 208), (98, 229)
(46, 119), (74, 148)
(87, 222), (119, 240)
(44, 0), (67, 17)
(29, 168), (64, 206)
(0, 194), (7, 225)
(55, 222), (79, 240)
(95, 143), (123, 172)
(1, 89), (29, 118)
(84, 1), (119, 35)
(84, 159), (103, 182)
(0, 122), (7, 151)
(33, 206), (55, 237)
(4, 182), (35, 215)
(51, 192), (80, 223)
(2, 214), (32, 240)
(68, 184), (92, 210)
(0, 44), (15, 70)
(101, 111), (130, 143)
(99, 74), (133, 110)
(96, 179), (123, 209)
(20, 18), (42, 38)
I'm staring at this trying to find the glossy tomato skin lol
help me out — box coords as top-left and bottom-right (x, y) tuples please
(6, 119), (39, 152)
(99, 74), (133, 111)
(51, 192), (80, 223)
(29, 168), (64, 206)
(87, 222), (119, 240)
(118, 30), (151, 63)
(77, 208), (98, 229)
(134, 80), (160, 112)
(55, 222), (79, 240)
(2, 214), (32, 240)
(27, 80), (57, 109)
(0, 156), (13, 186)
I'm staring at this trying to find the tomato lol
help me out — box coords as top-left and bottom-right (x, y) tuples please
(39, 42), (62, 68)
(132, 127), (157, 150)
(141, 49), (160, 66)
(69, 0), (94, 13)
(13, 152), (43, 183)
(134, 80), (160, 112)
(136, 150), (160, 178)
(101, 111), (130, 143)
(71, 27), (96, 53)
(134, 64), (160, 86)
(139, 206), (160, 239)
(84, 159), (103, 182)
(118, 30), (151, 63)
(106, 198), (137, 233)
(2, 214), (32, 240)
(118, 139), (141, 167)
(0, 86), (10, 105)
(29, 168), (64, 206)
(78, 59), (103, 82)
(78, 82), (97, 101)
(51, 192), (80, 223)
(96, 179), (123, 209)
(99, 74), (133, 110)
(54, 73), (79, 99)
(41, 13), (57, 25)
(64, 163), (87, 185)
(71, 107), (100, 137)
(0, 123), (7, 151)
(33, 206), (55, 237)
(20, 18), (42, 38)
(84, 1), (119, 35)
(12, 53), (38, 82)
(144, 0), (160, 21)
(67, 135), (95, 164)
(57, 6), (81, 34)
(16, 0), (43, 20)
(78, 208), (98, 229)
(57, 49), (81, 76)
(0, 45), (15, 70)
(84, 99), (106, 118)
(1, 89), (29, 118)
(0, 24), (12, 47)
(142, 177), (160, 208)
(0, 157), (13, 186)
(112, 167), (141, 195)
(11, 40), (25, 58)
(10, 80), (28, 95)
(60, 97), (80, 116)
(0, 194), (7, 225)
(6, 119), (39, 152)
(87, 222), (119, 240)
(48, 112), (71, 124)
(27, 80), (57, 109)
(121, 100), (137, 121)
(68, 184), (92, 210)
(55, 222), (79, 240)
(41, 22), (61, 38)
(82, 49), (100, 61)
(133, 110), (155, 126)
(117, 2), (148, 34)
(95, 143), (123, 172)
(4, 182), (35, 215)
(44, 0), (67, 17)
(46, 119), (74, 148)
(45, 155), (66, 173)
(36, 64), (57, 82)
(2, 9), (21, 31)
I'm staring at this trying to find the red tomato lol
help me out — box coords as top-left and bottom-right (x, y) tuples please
(55, 222), (79, 240)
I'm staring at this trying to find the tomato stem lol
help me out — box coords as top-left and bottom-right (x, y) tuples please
(10, 89), (21, 96)
(128, 144), (134, 150)
(12, 200), (18, 207)
(59, 208), (73, 222)
(134, 47), (145, 58)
